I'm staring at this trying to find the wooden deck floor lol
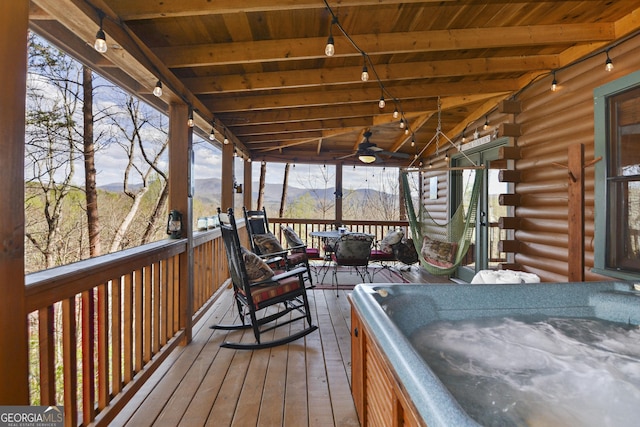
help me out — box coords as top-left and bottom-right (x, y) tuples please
(113, 266), (450, 427)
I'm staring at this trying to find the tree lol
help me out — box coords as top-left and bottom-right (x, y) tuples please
(83, 65), (101, 257)
(106, 93), (168, 252)
(25, 33), (83, 269)
(290, 165), (335, 219)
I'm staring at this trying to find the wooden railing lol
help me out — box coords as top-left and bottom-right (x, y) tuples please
(22, 217), (401, 426)
(268, 218), (409, 249)
(24, 228), (231, 427)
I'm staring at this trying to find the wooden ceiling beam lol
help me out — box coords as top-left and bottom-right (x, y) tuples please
(219, 99), (441, 126)
(184, 55), (560, 94)
(203, 80), (520, 113)
(232, 117), (374, 137)
(443, 94), (513, 143)
(156, 23), (614, 68)
(389, 113), (433, 153)
(252, 127), (363, 152)
(108, 0), (450, 20)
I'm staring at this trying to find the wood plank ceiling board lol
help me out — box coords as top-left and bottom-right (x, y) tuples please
(28, 0), (640, 164)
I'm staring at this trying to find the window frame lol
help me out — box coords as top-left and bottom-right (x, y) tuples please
(593, 70), (640, 280)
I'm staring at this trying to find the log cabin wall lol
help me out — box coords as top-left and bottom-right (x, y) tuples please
(503, 35), (640, 282)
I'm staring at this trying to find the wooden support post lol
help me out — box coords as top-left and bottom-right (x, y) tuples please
(168, 102), (193, 344)
(279, 163), (290, 217)
(398, 174), (407, 221)
(243, 159), (252, 211)
(567, 143), (585, 281)
(257, 161), (266, 210)
(0, 0), (29, 404)
(221, 143), (235, 212)
(336, 164), (343, 226)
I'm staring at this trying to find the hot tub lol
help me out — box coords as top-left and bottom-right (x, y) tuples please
(350, 282), (640, 427)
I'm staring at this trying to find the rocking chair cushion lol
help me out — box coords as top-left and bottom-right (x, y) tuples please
(253, 232), (284, 254)
(247, 275), (303, 307)
(286, 251), (308, 266)
(242, 247), (275, 283)
(421, 235), (458, 268)
(281, 226), (306, 253)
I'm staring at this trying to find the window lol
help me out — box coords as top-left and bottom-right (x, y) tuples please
(594, 71), (640, 279)
(606, 88), (640, 272)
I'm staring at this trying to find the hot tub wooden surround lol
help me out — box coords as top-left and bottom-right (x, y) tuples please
(351, 303), (425, 427)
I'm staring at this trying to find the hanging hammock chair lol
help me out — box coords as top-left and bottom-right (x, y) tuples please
(400, 170), (483, 276)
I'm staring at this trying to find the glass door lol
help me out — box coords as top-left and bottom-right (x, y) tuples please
(453, 140), (509, 282)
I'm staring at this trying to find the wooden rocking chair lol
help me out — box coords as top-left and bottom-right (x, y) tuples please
(211, 208), (317, 349)
(243, 206), (316, 287)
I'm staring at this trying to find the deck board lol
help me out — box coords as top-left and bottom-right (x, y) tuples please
(118, 265), (447, 427)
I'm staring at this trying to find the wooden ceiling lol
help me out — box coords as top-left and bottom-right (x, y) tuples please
(29, 0), (640, 166)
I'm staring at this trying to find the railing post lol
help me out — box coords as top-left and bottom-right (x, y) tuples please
(0, 0), (30, 404)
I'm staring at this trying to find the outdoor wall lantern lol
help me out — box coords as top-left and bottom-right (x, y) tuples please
(167, 209), (183, 239)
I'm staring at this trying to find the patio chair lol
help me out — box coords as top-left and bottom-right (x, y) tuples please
(331, 232), (374, 296)
(243, 206), (316, 287)
(369, 228), (405, 278)
(210, 208), (317, 349)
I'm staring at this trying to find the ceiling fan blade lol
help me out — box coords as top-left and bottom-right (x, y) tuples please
(378, 150), (410, 158)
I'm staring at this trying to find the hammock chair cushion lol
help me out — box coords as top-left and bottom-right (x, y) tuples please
(420, 235), (459, 268)
(241, 247), (275, 283)
(379, 229), (404, 253)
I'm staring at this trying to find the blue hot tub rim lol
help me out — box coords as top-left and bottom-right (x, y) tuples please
(350, 281), (640, 427)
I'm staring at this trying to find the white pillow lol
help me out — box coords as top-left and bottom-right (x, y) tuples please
(379, 229), (404, 253)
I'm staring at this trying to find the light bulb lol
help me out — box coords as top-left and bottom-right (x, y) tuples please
(393, 108), (399, 119)
(223, 135), (229, 144)
(325, 35), (335, 57)
(551, 78), (558, 92)
(153, 81), (163, 97)
(209, 128), (215, 140)
(187, 118), (194, 127)
(605, 57), (614, 72)
(361, 65), (369, 82)
(405, 128), (409, 135)
(94, 29), (107, 53)
(378, 96), (386, 109)
(411, 137), (415, 147)
(399, 119), (405, 129)
(483, 116), (489, 130)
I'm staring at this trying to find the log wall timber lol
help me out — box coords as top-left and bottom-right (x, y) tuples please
(506, 34), (640, 282)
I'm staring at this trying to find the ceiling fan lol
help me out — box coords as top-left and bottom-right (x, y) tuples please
(339, 131), (411, 164)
